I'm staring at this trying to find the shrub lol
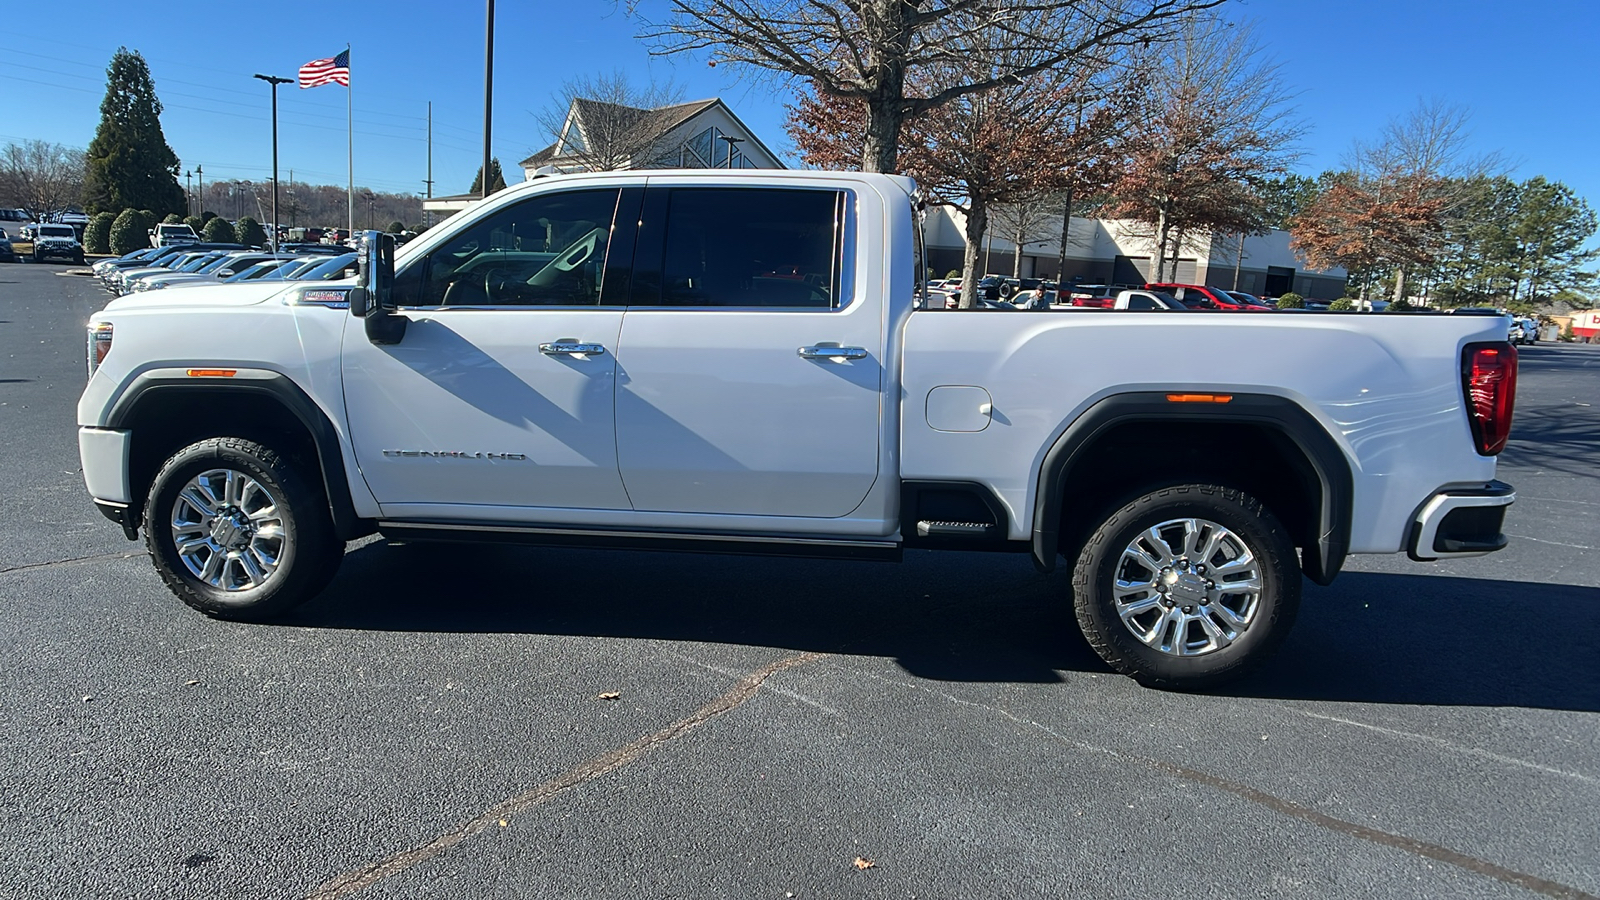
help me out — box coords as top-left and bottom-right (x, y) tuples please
(183, 215), (204, 233)
(386, 220), (406, 234)
(1275, 292), (1304, 309)
(84, 212), (116, 254)
(1328, 298), (1356, 311)
(1388, 297), (1414, 312)
(200, 210), (217, 223)
(1560, 322), (1577, 342)
(162, 212), (183, 224)
(109, 208), (156, 255)
(236, 216), (268, 247)
(945, 269), (961, 280)
(202, 216), (237, 243)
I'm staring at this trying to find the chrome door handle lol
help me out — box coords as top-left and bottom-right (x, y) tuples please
(797, 345), (869, 360)
(539, 341), (607, 356)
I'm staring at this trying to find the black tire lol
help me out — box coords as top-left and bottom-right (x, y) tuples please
(1071, 483), (1300, 690)
(144, 438), (342, 621)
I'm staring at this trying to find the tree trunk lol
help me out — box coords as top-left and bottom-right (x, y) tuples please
(1392, 266), (1407, 304)
(1012, 219), (1025, 278)
(1232, 232), (1245, 290)
(1153, 206), (1171, 286)
(959, 199), (988, 309)
(1168, 227), (1187, 282)
(1055, 188), (1073, 286)
(858, 0), (913, 174)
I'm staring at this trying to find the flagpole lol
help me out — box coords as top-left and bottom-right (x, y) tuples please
(346, 43), (354, 238)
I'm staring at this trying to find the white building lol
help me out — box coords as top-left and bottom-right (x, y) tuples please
(422, 97), (784, 217)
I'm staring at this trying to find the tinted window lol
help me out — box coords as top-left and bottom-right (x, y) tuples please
(394, 189), (619, 307)
(656, 188), (843, 308)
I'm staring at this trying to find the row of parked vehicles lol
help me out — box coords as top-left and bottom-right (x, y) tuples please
(91, 243), (358, 296)
(922, 276), (1280, 312)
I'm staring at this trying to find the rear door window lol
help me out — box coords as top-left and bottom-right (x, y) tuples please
(640, 188), (847, 309)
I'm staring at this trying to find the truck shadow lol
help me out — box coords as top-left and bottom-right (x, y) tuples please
(286, 543), (1599, 712)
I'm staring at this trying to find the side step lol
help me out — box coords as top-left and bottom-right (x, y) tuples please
(916, 520), (994, 538)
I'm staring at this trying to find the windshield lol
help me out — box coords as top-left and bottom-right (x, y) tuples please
(199, 255), (251, 274)
(39, 225), (75, 238)
(177, 255), (224, 273)
(294, 254), (358, 280)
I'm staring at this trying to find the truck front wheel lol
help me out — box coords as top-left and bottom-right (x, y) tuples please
(1071, 484), (1300, 690)
(144, 438), (342, 621)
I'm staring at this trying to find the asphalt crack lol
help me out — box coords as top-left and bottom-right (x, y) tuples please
(0, 551), (142, 577)
(304, 651), (824, 900)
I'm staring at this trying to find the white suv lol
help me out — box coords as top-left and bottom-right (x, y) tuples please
(31, 223), (84, 265)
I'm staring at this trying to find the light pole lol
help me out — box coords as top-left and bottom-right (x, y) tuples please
(719, 135), (744, 168)
(195, 164), (203, 218)
(482, 0), (495, 200)
(253, 74), (293, 250)
(184, 170), (192, 216)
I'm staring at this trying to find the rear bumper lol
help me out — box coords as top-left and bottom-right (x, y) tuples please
(1408, 480), (1515, 561)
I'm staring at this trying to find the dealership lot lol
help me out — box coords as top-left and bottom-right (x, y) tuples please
(0, 263), (1595, 899)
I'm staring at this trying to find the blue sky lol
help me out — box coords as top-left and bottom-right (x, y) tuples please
(2, 0), (1597, 214)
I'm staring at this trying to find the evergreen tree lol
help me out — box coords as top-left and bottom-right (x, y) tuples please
(162, 212), (182, 224)
(386, 220), (406, 234)
(84, 49), (185, 218)
(468, 158), (507, 195)
(183, 215), (204, 232)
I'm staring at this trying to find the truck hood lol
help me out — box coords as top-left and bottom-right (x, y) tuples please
(102, 280), (291, 312)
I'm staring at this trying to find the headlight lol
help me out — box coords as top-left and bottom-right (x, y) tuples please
(87, 322), (113, 376)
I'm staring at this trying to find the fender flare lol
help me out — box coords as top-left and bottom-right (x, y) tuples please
(105, 370), (372, 540)
(1031, 391), (1352, 585)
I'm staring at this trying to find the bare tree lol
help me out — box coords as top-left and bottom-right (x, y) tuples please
(0, 140), (87, 218)
(531, 70), (688, 172)
(990, 199), (1057, 276)
(1349, 100), (1500, 301)
(638, 0), (1223, 173)
(1105, 18), (1301, 282)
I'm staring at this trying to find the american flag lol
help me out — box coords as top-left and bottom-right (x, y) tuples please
(298, 49), (350, 89)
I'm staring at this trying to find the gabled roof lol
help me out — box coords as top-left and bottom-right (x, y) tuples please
(517, 97), (782, 169)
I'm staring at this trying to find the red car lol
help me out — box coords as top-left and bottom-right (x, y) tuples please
(1144, 283), (1272, 310)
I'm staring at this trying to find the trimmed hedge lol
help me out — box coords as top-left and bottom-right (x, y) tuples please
(236, 216), (268, 248)
(202, 217), (237, 243)
(1275, 292), (1304, 309)
(110, 208), (156, 255)
(85, 212), (116, 254)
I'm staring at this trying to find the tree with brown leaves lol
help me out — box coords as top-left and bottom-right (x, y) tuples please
(1105, 19), (1300, 283)
(789, 60), (1113, 305)
(639, 0), (1223, 174)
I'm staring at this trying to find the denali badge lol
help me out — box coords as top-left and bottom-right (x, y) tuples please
(382, 450), (529, 460)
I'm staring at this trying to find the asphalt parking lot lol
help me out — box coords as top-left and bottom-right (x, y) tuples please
(1, 261), (1596, 899)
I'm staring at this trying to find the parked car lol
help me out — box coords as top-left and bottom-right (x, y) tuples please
(0, 208), (36, 239)
(1114, 289), (1189, 310)
(1146, 283), (1268, 310)
(31, 223), (84, 264)
(1225, 291), (1271, 308)
(0, 228), (16, 263)
(1509, 317), (1538, 345)
(149, 223), (200, 248)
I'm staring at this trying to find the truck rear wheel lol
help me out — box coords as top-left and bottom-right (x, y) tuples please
(144, 438), (341, 621)
(1071, 483), (1299, 690)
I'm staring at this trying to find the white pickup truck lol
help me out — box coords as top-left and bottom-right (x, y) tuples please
(76, 170), (1518, 688)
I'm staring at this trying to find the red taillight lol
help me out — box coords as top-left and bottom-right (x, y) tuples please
(1462, 342), (1517, 455)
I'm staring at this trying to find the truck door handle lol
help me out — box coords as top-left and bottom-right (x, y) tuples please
(797, 345), (868, 361)
(539, 341), (607, 356)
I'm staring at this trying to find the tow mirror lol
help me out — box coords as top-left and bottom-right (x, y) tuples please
(351, 230), (406, 344)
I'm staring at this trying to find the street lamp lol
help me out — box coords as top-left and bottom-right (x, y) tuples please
(253, 74), (293, 250)
(184, 170), (192, 216)
(719, 135), (744, 169)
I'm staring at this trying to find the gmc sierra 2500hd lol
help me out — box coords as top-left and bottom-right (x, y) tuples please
(77, 170), (1517, 689)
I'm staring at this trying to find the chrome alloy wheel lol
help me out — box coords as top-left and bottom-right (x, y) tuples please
(1111, 517), (1263, 657)
(169, 468), (286, 592)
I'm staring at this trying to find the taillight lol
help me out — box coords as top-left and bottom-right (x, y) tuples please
(1461, 341), (1517, 455)
(87, 322), (113, 376)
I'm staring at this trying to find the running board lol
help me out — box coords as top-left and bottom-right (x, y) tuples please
(377, 520), (903, 563)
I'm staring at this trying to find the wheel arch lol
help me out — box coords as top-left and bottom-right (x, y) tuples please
(105, 372), (373, 541)
(1032, 392), (1352, 585)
